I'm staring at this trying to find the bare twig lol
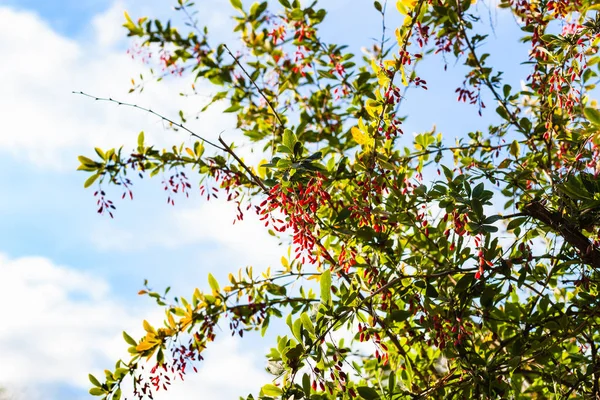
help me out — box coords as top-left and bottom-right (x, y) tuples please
(222, 44), (285, 128)
(218, 135), (268, 193)
(73, 91), (226, 151)
(74, 91), (269, 194)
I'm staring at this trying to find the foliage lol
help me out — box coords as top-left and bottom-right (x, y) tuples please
(79, 0), (600, 398)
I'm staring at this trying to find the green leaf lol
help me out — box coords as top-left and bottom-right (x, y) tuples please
(374, 1), (383, 12)
(114, 367), (129, 379)
(390, 310), (411, 322)
(283, 129), (297, 151)
(292, 318), (302, 341)
(320, 269), (332, 306)
(223, 104), (242, 113)
(507, 217), (527, 231)
(262, 384), (283, 397)
(481, 286), (496, 308)
(208, 273), (220, 293)
(88, 374), (101, 387)
(483, 215), (502, 224)
(584, 108), (600, 126)
(261, 315), (270, 337)
(285, 343), (303, 360)
(84, 173), (100, 188)
(265, 283), (287, 296)
(471, 199), (483, 219)
(137, 131), (145, 147)
(441, 165), (453, 181)
(519, 117), (532, 132)
(426, 283), (438, 298)
(357, 386), (379, 399)
(455, 274), (474, 293)
(301, 312), (315, 336)
(89, 387), (105, 396)
(388, 371), (396, 396)
(94, 147), (105, 160)
(496, 105), (509, 121)
(302, 373), (311, 396)
(230, 0), (243, 11)
(509, 140), (520, 158)
(78, 155), (96, 167)
(472, 182), (484, 198)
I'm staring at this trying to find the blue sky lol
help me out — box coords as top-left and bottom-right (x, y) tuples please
(0, 0), (526, 399)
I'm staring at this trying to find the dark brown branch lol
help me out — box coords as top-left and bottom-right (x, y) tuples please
(522, 201), (600, 269)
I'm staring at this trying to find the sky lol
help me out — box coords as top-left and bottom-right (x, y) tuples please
(0, 0), (525, 399)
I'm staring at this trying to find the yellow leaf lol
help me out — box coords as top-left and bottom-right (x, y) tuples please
(371, 58), (381, 76)
(352, 127), (368, 145)
(262, 267), (271, 279)
(402, 0), (417, 9)
(281, 256), (290, 271)
(124, 11), (133, 24)
(400, 64), (408, 87)
(396, 0), (417, 15)
(167, 312), (176, 328)
(185, 147), (194, 157)
(142, 320), (155, 334)
(365, 100), (382, 118)
(180, 315), (192, 330)
(258, 159), (268, 179)
(136, 340), (157, 351)
(123, 11), (137, 31)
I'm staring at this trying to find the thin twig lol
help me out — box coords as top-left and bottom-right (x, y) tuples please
(73, 91), (226, 151)
(75, 91), (269, 194)
(455, 5), (521, 131)
(222, 44), (285, 128)
(218, 135), (268, 193)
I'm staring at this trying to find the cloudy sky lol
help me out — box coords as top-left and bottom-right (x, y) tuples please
(0, 0), (523, 399)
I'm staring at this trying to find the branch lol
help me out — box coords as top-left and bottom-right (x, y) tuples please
(75, 92), (269, 194)
(73, 91), (226, 151)
(456, 5), (522, 131)
(222, 44), (285, 129)
(218, 135), (268, 193)
(522, 201), (600, 269)
(400, 140), (526, 163)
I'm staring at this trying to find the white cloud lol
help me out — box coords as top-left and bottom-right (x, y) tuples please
(150, 336), (269, 400)
(0, 252), (269, 399)
(0, 5), (235, 170)
(0, 2), (293, 399)
(92, 1), (127, 49)
(90, 197), (285, 271)
(0, 253), (131, 389)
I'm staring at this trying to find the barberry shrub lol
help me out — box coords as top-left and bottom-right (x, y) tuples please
(79, 0), (600, 398)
